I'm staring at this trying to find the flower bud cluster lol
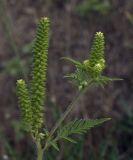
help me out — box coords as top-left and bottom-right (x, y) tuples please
(89, 32), (105, 76)
(31, 17), (50, 132)
(65, 32), (106, 90)
(16, 17), (50, 136)
(16, 79), (32, 131)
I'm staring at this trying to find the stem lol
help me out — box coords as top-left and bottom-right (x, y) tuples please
(36, 140), (43, 160)
(44, 87), (87, 150)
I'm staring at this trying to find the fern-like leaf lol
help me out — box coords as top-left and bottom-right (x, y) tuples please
(56, 118), (110, 142)
(48, 138), (59, 151)
(45, 118), (110, 150)
(45, 136), (59, 151)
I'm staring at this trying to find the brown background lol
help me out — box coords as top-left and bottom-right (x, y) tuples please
(0, 0), (133, 160)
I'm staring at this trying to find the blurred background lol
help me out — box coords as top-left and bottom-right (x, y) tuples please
(0, 0), (133, 159)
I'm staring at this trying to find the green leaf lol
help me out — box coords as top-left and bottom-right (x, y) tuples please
(60, 136), (77, 143)
(49, 140), (59, 151)
(96, 76), (123, 87)
(61, 57), (82, 67)
(56, 118), (110, 142)
(45, 118), (110, 150)
(45, 136), (59, 151)
(99, 76), (123, 82)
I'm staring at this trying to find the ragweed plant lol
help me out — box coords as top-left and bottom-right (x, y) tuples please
(16, 17), (119, 160)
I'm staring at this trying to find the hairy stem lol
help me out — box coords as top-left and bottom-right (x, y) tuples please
(44, 87), (88, 150)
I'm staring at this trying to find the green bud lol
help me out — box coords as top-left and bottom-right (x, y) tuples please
(89, 32), (105, 67)
(31, 17), (50, 132)
(16, 79), (32, 132)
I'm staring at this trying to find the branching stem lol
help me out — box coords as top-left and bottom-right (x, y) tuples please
(44, 86), (88, 151)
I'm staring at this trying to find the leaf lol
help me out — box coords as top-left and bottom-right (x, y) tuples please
(45, 118), (110, 150)
(45, 136), (59, 151)
(49, 140), (59, 151)
(43, 128), (50, 137)
(61, 57), (82, 66)
(60, 136), (77, 143)
(97, 76), (123, 87)
(99, 76), (123, 82)
(56, 118), (110, 142)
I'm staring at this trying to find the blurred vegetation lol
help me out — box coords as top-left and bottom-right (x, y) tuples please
(1, 58), (26, 77)
(76, 0), (111, 16)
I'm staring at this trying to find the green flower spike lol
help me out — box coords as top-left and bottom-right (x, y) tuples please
(89, 32), (105, 66)
(31, 17), (50, 132)
(64, 32), (119, 90)
(16, 79), (32, 132)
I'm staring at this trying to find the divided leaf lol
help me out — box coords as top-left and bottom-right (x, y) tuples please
(45, 136), (59, 151)
(45, 118), (110, 150)
(48, 138), (59, 151)
(56, 118), (110, 142)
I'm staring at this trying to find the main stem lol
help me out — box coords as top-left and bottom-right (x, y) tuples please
(36, 140), (43, 160)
